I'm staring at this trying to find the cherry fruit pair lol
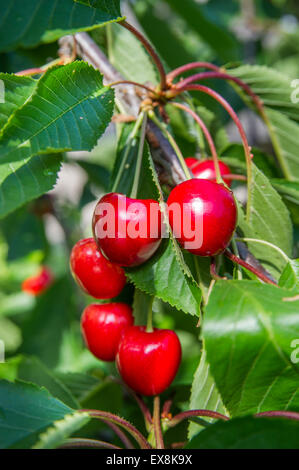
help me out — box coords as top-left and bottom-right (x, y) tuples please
(81, 302), (181, 396)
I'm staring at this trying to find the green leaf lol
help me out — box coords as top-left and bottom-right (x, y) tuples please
(188, 348), (228, 439)
(0, 356), (79, 409)
(239, 164), (293, 278)
(0, 62), (114, 218)
(0, 0), (123, 52)
(187, 416), (299, 449)
(127, 239), (201, 317)
(0, 380), (77, 449)
(203, 280), (299, 416)
(0, 74), (36, 129)
(264, 108), (299, 181)
(279, 259), (299, 292)
(33, 411), (89, 449)
(271, 179), (299, 206)
(229, 65), (299, 121)
(55, 371), (100, 403)
(107, 23), (158, 84)
(227, 65), (299, 180)
(0, 153), (62, 219)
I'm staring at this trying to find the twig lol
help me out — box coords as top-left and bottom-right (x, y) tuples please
(153, 397), (165, 449)
(224, 250), (277, 285)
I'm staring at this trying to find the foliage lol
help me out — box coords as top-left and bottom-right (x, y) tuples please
(0, 0), (299, 450)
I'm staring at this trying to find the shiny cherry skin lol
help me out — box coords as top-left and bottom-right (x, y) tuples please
(92, 193), (163, 267)
(116, 326), (182, 396)
(81, 303), (134, 362)
(185, 158), (232, 187)
(22, 266), (53, 296)
(70, 238), (126, 299)
(167, 179), (237, 256)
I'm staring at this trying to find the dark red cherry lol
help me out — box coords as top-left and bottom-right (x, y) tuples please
(116, 326), (181, 396)
(167, 179), (237, 256)
(70, 238), (126, 299)
(81, 303), (134, 362)
(186, 158), (232, 187)
(92, 193), (163, 267)
(22, 266), (53, 296)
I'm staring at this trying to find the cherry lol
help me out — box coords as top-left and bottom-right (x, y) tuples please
(81, 303), (134, 362)
(185, 158), (232, 187)
(116, 326), (181, 396)
(92, 192), (163, 267)
(22, 266), (53, 296)
(70, 238), (126, 299)
(167, 179), (237, 256)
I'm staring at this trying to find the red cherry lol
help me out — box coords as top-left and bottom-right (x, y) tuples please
(116, 326), (181, 396)
(186, 158), (232, 187)
(92, 193), (163, 267)
(81, 303), (134, 362)
(167, 179), (237, 256)
(22, 266), (53, 296)
(70, 238), (126, 299)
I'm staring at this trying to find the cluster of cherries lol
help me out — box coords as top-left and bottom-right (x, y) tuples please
(69, 157), (236, 397)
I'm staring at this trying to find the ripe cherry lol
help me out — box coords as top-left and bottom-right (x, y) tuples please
(70, 238), (126, 299)
(167, 179), (237, 256)
(92, 193), (163, 267)
(81, 303), (134, 362)
(22, 266), (53, 296)
(116, 326), (181, 396)
(185, 158), (232, 187)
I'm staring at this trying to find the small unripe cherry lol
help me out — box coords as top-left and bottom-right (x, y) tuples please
(185, 158), (232, 187)
(22, 266), (53, 296)
(81, 303), (134, 362)
(116, 326), (182, 396)
(167, 179), (237, 257)
(70, 238), (126, 299)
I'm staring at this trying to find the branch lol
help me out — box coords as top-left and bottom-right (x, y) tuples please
(58, 33), (185, 185)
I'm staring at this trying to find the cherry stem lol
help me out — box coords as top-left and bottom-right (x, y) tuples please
(109, 80), (155, 94)
(148, 110), (191, 180)
(162, 397), (173, 417)
(130, 113), (148, 199)
(171, 102), (222, 183)
(106, 421), (135, 449)
(167, 62), (220, 81)
(108, 376), (152, 429)
(59, 438), (121, 449)
(255, 411), (299, 421)
(153, 396), (165, 449)
(146, 296), (154, 333)
(168, 409), (229, 428)
(177, 84), (253, 220)
(224, 249), (277, 285)
(81, 409), (151, 449)
(176, 72), (264, 114)
(120, 21), (167, 91)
